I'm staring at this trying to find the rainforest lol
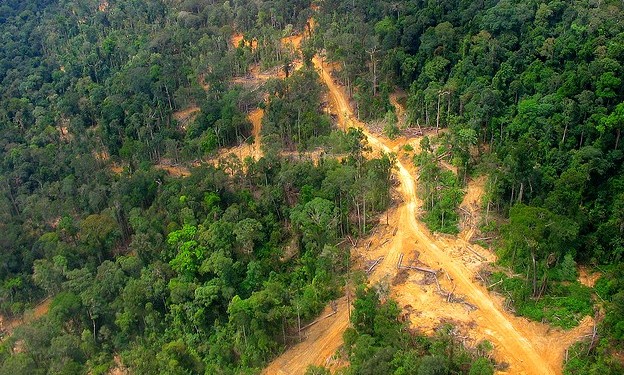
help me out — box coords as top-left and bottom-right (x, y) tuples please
(0, 0), (623, 374)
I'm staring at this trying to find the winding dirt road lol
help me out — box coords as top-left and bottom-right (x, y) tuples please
(314, 55), (557, 375)
(264, 53), (593, 374)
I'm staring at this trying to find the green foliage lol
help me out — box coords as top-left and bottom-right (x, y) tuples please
(490, 272), (593, 329)
(343, 284), (494, 374)
(418, 355), (449, 375)
(564, 339), (624, 375)
(305, 365), (331, 375)
(415, 143), (464, 234)
(383, 110), (400, 139)
(263, 68), (332, 151)
(558, 254), (578, 282)
(3, 0), (624, 373)
(469, 357), (494, 375)
(291, 198), (338, 252)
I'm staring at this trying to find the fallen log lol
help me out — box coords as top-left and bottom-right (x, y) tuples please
(298, 309), (338, 332)
(347, 236), (356, 246)
(466, 245), (486, 261)
(397, 253), (404, 269)
(336, 238), (349, 246)
(436, 152), (451, 161)
(366, 257), (384, 274)
(462, 301), (478, 311)
(400, 265), (438, 274)
(447, 284), (457, 303)
(434, 274), (442, 293)
(487, 279), (503, 289)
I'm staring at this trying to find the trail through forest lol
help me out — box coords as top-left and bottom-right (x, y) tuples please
(263, 32), (593, 373)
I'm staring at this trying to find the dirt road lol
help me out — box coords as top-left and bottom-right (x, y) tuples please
(263, 298), (350, 374)
(264, 54), (594, 374)
(225, 20), (597, 375)
(313, 55), (564, 375)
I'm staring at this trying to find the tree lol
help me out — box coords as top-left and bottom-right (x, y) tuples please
(469, 357), (494, 375)
(418, 355), (449, 375)
(167, 225), (207, 279)
(78, 213), (121, 262)
(599, 101), (624, 150)
(233, 218), (263, 255)
(290, 198), (338, 252)
(32, 256), (67, 296)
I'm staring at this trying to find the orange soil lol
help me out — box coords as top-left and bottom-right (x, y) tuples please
(58, 117), (73, 141)
(107, 355), (130, 375)
(230, 33), (258, 50)
(249, 107), (263, 154)
(110, 163), (123, 174)
(155, 163), (191, 178)
(230, 33), (244, 49)
(173, 106), (200, 131)
(1, 299), (52, 339)
(215, 107), (264, 163)
(98, 1), (109, 12)
(218, 33), (307, 164)
(264, 52), (594, 375)
(578, 266), (601, 288)
(263, 298), (350, 375)
(94, 150), (109, 161)
(322, 53), (594, 375)
(440, 159), (458, 174)
(389, 91), (407, 126)
(459, 175), (487, 242)
(94, 150), (125, 175)
(282, 33), (303, 51)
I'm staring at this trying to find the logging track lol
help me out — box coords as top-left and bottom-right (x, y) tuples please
(263, 46), (593, 374)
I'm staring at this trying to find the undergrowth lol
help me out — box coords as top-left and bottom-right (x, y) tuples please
(489, 272), (593, 329)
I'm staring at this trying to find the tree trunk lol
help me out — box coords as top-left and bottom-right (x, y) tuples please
(532, 251), (538, 297)
(363, 191), (366, 234)
(436, 92), (441, 134)
(297, 308), (301, 342)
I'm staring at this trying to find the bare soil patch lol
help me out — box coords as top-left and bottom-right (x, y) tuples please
(1, 299), (51, 340)
(578, 266), (601, 288)
(459, 175), (487, 242)
(173, 106), (200, 131)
